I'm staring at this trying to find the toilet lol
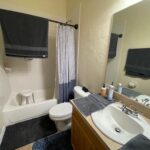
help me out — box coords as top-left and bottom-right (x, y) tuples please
(73, 86), (91, 98)
(49, 86), (90, 131)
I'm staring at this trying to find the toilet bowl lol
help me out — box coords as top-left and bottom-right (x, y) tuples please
(49, 86), (90, 131)
(49, 102), (72, 131)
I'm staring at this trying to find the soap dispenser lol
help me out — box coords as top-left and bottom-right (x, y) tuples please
(100, 83), (107, 97)
(117, 83), (123, 94)
(108, 82), (114, 101)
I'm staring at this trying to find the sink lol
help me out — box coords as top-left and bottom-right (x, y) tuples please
(91, 103), (150, 144)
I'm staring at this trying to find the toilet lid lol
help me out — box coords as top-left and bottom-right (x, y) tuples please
(49, 103), (72, 118)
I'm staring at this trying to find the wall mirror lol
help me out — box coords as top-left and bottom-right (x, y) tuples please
(105, 0), (150, 108)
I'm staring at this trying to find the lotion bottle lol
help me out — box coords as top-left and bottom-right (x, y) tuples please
(108, 82), (114, 101)
(100, 83), (107, 97)
(117, 83), (123, 94)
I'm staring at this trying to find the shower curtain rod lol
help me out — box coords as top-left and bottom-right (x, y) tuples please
(0, 9), (79, 30)
(47, 18), (78, 30)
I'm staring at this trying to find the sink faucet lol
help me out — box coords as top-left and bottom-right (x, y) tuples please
(121, 104), (138, 118)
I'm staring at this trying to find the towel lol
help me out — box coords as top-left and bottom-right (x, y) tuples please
(32, 130), (72, 150)
(125, 48), (150, 78)
(108, 33), (119, 58)
(120, 134), (150, 150)
(73, 94), (114, 116)
(122, 87), (140, 98)
(0, 9), (48, 58)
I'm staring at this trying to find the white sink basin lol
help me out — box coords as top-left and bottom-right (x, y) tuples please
(91, 103), (150, 144)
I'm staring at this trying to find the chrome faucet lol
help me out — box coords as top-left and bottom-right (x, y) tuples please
(121, 104), (138, 118)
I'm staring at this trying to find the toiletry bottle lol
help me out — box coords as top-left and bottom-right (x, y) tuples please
(117, 83), (123, 94)
(108, 82), (114, 101)
(100, 83), (107, 97)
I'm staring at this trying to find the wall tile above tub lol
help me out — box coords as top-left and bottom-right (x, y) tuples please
(0, 26), (11, 130)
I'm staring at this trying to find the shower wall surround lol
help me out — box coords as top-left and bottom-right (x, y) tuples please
(0, 67), (11, 132)
(0, 27), (11, 133)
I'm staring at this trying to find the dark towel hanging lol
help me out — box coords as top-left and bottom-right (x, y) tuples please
(119, 134), (150, 150)
(108, 33), (119, 58)
(0, 9), (49, 58)
(125, 48), (150, 78)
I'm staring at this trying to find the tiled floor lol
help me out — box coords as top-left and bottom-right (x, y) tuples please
(16, 143), (33, 150)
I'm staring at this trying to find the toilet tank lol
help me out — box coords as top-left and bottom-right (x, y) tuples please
(74, 86), (90, 99)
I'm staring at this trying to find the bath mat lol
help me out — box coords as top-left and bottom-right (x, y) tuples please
(0, 115), (57, 150)
(32, 130), (72, 150)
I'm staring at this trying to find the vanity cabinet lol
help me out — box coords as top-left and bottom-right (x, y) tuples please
(71, 106), (109, 150)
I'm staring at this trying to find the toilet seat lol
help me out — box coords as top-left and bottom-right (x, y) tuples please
(48, 86), (91, 131)
(49, 103), (72, 119)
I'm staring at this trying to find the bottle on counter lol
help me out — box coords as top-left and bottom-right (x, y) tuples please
(100, 83), (107, 97)
(108, 82), (114, 101)
(117, 83), (123, 94)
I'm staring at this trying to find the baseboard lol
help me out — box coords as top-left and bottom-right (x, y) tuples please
(0, 126), (6, 145)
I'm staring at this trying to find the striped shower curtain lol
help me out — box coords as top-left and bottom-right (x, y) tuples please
(56, 25), (76, 103)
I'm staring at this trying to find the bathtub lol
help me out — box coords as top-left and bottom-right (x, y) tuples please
(3, 90), (57, 126)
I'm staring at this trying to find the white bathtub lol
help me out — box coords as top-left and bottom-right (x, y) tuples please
(3, 90), (57, 126)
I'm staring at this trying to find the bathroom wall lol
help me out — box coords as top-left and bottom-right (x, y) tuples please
(0, 27), (11, 133)
(0, 0), (67, 98)
(109, 2), (150, 95)
(67, 0), (142, 93)
(66, 0), (81, 82)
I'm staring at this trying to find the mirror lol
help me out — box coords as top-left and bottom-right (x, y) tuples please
(105, 0), (150, 108)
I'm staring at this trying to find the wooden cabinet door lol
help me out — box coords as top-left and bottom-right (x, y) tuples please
(71, 108), (109, 150)
(72, 116), (95, 150)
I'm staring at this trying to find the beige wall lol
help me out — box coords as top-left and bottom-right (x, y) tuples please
(67, 0), (141, 93)
(0, 0), (67, 96)
(67, 0), (81, 25)
(66, 0), (81, 82)
(0, 27), (11, 131)
(0, 0), (142, 98)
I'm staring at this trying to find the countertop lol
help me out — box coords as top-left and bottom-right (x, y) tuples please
(71, 95), (150, 150)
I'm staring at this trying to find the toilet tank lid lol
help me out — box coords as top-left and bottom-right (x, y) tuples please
(74, 86), (90, 97)
(49, 103), (72, 118)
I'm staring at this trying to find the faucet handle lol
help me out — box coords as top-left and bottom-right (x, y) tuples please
(129, 104), (136, 111)
(122, 104), (126, 108)
(132, 110), (138, 118)
(121, 104), (126, 111)
(129, 105), (138, 118)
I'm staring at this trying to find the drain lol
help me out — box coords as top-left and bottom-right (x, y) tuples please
(115, 127), (121, 133)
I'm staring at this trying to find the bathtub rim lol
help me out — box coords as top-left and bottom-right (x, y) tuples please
(3, 98), (57, 112)
(3, 98), (57, 126)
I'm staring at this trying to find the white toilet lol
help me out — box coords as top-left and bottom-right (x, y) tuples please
(49, 86), (90, 131)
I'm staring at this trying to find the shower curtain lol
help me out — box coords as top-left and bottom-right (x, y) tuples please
(56, 25), (76, 103)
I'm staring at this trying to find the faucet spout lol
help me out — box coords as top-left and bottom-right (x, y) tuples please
(121, 104), (138, 118)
